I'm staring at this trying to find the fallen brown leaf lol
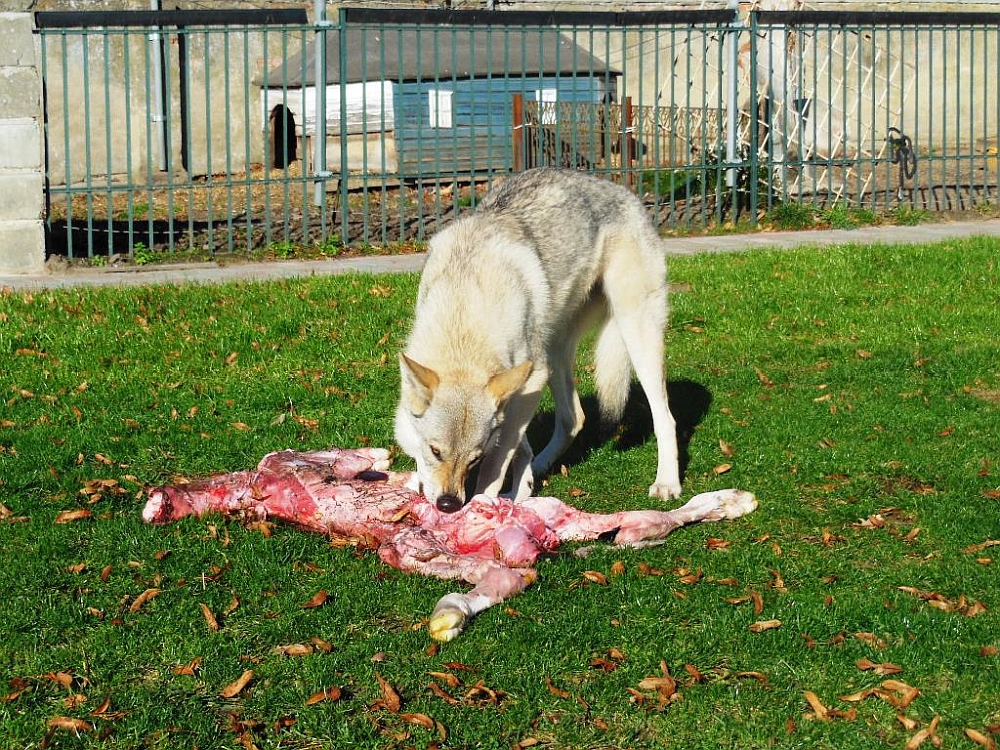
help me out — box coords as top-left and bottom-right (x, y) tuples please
(428, 671), (461, 688)
(905, 715), (940, 750)
(200, 603), (219, 631)
(305, 686), (342, 705)
(749, 619), (782, 633)
(272, 643), (314, 657)
(882, 679), (921, 709)
(854, 632), (888, 649)
(373, 672), (402, 712)
(856, 658), (903, 675)
(803, 690), (829, 720)
(310, 636), (333, 653)
(545, 677), (570, 699)
(637, 675), (676, 692)
(171, 658), (201, 676)
(589, 657), (618, 672)
(301, 590), (328, 609)
(54, 509), (92, 524)
(46, 717), (93, 733)
(965, 728), (998, 750)
(402, 712), (435, 730)
(63, 694), (87, 710)
(220, 669), (254, 699)
(41, 672), (75, 690)
(128, 588), (161, 614)
(427, 681), (459, 705)
(897, 714), (920, 731)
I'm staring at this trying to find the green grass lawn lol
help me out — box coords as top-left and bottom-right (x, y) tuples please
(1, 237), (998, 749)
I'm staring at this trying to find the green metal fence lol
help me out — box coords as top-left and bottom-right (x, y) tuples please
(34, 8), (1000, 260)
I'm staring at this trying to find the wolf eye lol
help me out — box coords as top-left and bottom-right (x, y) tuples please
(430, 445), (443, 461)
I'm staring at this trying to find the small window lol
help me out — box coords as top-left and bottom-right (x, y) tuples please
(535, 88), (558, 125)
(428, 89), (453, 129)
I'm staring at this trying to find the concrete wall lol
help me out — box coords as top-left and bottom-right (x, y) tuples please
(0, 8), (45, 274)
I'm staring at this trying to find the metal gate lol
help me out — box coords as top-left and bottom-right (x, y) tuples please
(35, 8), (1000, 260)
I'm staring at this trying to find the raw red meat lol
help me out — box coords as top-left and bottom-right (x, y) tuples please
(143, 447), (757, 640)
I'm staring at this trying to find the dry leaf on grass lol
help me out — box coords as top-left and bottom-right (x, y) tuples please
(54, 509), (92, 524)
(172, 658), (201, 676)
(965, 728), (998, 750)
(749, 619), (782, 633)
(301, 590), (328, 609)
(219, 669), (254, 699)
(272, 643), (314, 657)
(46, 717), (93, 733)
(373, 672), (402, 713)
(428, 671), (461, 688)
(904, 715), (940, 749)
(803, 690), (830, 720)
(305, 686), (342, 705)
(128, 588), (161, 614)
(856, 658), (903, 675)
(545, 677), (570, 699)
(200, 603), (219, 631)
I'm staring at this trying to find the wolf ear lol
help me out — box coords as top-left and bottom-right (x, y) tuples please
(487, 360), (533, 406)
(399, 354), (440, 415)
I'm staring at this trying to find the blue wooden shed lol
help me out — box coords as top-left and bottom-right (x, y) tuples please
(261, 24), (620, 177)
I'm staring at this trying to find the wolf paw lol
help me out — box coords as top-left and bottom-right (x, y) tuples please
(648, 481), (682, 501)
(428, 593), (472, 642)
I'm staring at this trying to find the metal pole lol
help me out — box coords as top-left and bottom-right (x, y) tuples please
(149, 0), (167, 171)
(313, 0), (331, 206)
(725, 0), (740, 191)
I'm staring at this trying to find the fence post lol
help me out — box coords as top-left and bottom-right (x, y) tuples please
(511, 92), (524, 172)
(622, 95), (634, 187)
(0, 11), (45, 274)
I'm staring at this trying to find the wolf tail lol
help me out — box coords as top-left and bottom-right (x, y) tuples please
(593, 320), (633, 423)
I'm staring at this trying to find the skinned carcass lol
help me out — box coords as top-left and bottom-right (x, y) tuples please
(143, 447), (757, 641)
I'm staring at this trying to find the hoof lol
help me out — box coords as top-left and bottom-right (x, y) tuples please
(429, 593), (472, 642)
(428, 607), (467, 642)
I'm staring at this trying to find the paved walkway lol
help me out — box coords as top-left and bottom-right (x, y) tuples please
(4, 218), (1000, 290)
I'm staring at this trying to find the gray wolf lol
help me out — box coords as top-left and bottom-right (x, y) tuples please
(395, 167), (681, 513)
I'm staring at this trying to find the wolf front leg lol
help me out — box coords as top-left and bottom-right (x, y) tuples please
(429, 565), (536, 642)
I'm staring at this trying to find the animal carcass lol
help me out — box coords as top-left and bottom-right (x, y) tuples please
(143, 447), (757, 641)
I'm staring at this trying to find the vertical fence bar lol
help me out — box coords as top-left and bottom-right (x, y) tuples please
(725, 4), (740, 205)
(337, 8), (349, 248)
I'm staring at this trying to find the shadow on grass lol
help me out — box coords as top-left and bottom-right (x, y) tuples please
(526, 378), (713, 485)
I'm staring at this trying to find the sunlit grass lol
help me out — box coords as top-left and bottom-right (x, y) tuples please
(1, 237), (998, 748)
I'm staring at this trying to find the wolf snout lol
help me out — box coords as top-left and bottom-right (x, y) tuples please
(436, 493), (464, 513)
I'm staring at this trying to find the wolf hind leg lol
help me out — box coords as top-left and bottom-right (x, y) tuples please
(601, 228), (681, 500)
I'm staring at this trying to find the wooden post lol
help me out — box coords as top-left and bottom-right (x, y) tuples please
(511, 93), (524, 172)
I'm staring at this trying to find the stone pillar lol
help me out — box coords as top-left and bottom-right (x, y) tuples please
(0, 10), (45, 274)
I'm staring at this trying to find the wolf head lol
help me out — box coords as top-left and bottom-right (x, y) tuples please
(394, 354), (532, 513)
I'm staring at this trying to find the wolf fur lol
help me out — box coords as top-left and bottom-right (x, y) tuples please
(395, 168), (681, 512)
